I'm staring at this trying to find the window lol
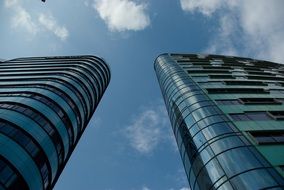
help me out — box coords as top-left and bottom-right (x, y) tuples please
(248, 71), (275, 76)
(203, 66), (230, 70)
(184, 66), (202, 70)
(232, 71), (247, 75)
(177, 59), (190, 63)
(248, 75), (284, 81)
(209, 75), (234, 79)
(187, 70), (229, 74)
(276, 98), (284, 103)
(235, 76), (247, 79)
(0, 121), (50, 187)
(247, 112), (272, 120)
(239, 98), (281, 105)
(230, 113), (250, 121)
(225, 81), (266, 86)
(266, 82), (279, 86)
(198, 81), (224, 86)
(207, 88), (269, 94)
(245, 63), (254, 66)
(215, 99), (241, 105)
(279, 165), (284, 172)
(179, 63), (193, 67)
(230, 112), (272, 121)
(268, 111), (284, 120)
(210, 59), (223, 66)
(249, 131), (284, 145)
(0, 103), (65, 165)
(0, 158), (28, 190)
(238, 60), (251, 64)
(191, 76), (208, 82)
(197, 54), (208, 59)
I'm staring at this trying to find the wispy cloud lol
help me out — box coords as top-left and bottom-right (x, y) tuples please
(11, 7), (39, 35)
(125, 102), (173, 154)
(4, 0), (18, 8)
(179, 188), (190, 190)
(180, 0), (223, 16)
(180, 0), (284, 63)
(142, 186), (151, 190)
(84, 0), (90, 7)
(38, 13), (69, 41)
(180, 0), (238, 16)
(94, 0), (150, 32)
(4, 0), (69, 41)
(5, 0), (38, 35)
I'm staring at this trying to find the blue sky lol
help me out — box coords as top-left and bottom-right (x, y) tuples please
(1, 0), (284, 189)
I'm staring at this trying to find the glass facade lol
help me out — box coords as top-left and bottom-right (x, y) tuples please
(0, 55), (110, 190)
(155, 53), (284, 189)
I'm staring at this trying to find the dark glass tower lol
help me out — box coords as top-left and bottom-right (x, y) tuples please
(0, 55), (110, 189)
(155, 53), (284, 189)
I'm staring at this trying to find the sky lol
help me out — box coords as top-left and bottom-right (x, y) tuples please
(1, 0), (284, 190)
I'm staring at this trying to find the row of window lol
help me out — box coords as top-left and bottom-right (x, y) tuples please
(0, 120), (50, 188)
(229, 111), (284, 121)
(186, 68), (279, 77)
(3, 56), (110, 90)
(208, 87), (284, 95)
(0, 102), (65, 165)
(216, 98), (283, 105)
(175, 55), (280, 69)
(249, 131), (284, 145)
(38, 83), (84, 129)
(28, 92), (79, 139)
(179, 62), (278, 71)
(187, 65), (265, 72)
(3, 82), (82, 134)
(197, 80), (284, 89)
(207, 88), (269, 94)
(0, 157), (29, 190)
(189, 72), (284, 82)
(230, 112), (272, 121)
(0, 72), (89, 120)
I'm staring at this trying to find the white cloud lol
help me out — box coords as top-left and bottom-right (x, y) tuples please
(4, 0), (18, 8)
(180, 0), (222, 16)
(125, 103), (173, 154)
(181, 0), (284, 63)
(142, 186), (151, 190)
(180, 0), (237, 16)
(169, 187), (190, 190)
(179, 188), (190, 190)
(84, 0), (90, 7)
(94, 0), (150, 32)
(4, 0), (69, 41)
(5, 0), (38, 35)
(38, 13), (69, 41)
(11, 7), (39, 35)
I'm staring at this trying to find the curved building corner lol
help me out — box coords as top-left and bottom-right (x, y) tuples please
(0, 55), (110, 190)
(154, 53), (284, 189)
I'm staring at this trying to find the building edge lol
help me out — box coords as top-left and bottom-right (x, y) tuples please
(154, 53), (284, 189)
(0, 55), (111, 190)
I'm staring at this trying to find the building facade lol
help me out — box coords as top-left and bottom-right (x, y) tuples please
(155, 53), (284, 189)
(0, 55), (110, 189)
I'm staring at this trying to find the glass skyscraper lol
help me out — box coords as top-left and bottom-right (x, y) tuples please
(155, 53), (284, 189)
(0, 55), (110, 189)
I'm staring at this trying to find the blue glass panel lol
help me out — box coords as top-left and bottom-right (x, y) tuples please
(230, 168), (279, 189)
(0, 109), (58, 182)
(0, 134), (43, 190)
(217, 147), (261, 178)
(0, 95), (70, 158)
